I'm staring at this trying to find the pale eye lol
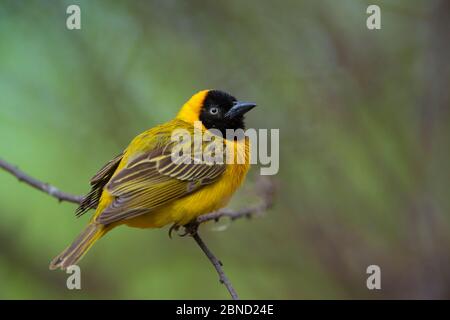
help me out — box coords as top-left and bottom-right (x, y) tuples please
(209, 107), (219, 115)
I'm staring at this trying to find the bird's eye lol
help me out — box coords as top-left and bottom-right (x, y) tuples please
(209, 107), (219, 115)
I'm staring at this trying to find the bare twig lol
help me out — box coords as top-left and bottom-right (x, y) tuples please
(192, 232), (239, 300)
(0, 158), (274, 300)
(196, 176), (275, 224)
(0, 159), (83, 204)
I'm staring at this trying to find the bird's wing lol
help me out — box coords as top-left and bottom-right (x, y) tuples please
(89, 153), (124, 185)
(75, 153), (123, 217)
(95, 139), (226, 225)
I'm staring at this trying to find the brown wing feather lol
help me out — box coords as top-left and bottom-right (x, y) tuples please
(95, 144), (225, 225)
(90, 153), (124, 185)
(75, 153), (123, 217)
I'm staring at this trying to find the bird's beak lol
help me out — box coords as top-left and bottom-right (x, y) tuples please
(225, 101), (257, 119)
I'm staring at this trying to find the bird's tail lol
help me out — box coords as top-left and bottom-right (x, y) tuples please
(49, 223), (106, 270)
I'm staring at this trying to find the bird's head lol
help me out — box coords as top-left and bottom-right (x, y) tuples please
(177, 89), (256, 135)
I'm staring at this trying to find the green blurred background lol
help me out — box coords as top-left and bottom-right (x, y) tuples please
(1, 0), (449, 299)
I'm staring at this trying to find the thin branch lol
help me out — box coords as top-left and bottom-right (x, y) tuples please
(196, 176), (275, 224)
(0, 158), (274, 300)
(192, 232), (239, 300)
(0, 159), (83, 204)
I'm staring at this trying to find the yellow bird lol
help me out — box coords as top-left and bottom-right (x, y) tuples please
(50, 89), (256, 270)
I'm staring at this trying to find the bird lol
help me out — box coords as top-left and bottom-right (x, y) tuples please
(49, 89), (256, 270)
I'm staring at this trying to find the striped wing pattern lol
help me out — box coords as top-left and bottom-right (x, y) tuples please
(96, 143), (225, 225)
(75, 153), (123, 217)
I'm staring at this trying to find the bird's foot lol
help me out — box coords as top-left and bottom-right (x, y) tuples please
(168, 222), (198, 238)
(182, 222), (199, 236)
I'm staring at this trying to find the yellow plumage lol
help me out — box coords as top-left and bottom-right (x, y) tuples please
(50, 89), (253, 270)
(99, 122), (249, 229)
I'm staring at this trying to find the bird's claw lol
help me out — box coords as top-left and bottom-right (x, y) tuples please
(182, 222), (198, 236)
(168, 222), (198, 238)
(168, 224), (180, 239)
